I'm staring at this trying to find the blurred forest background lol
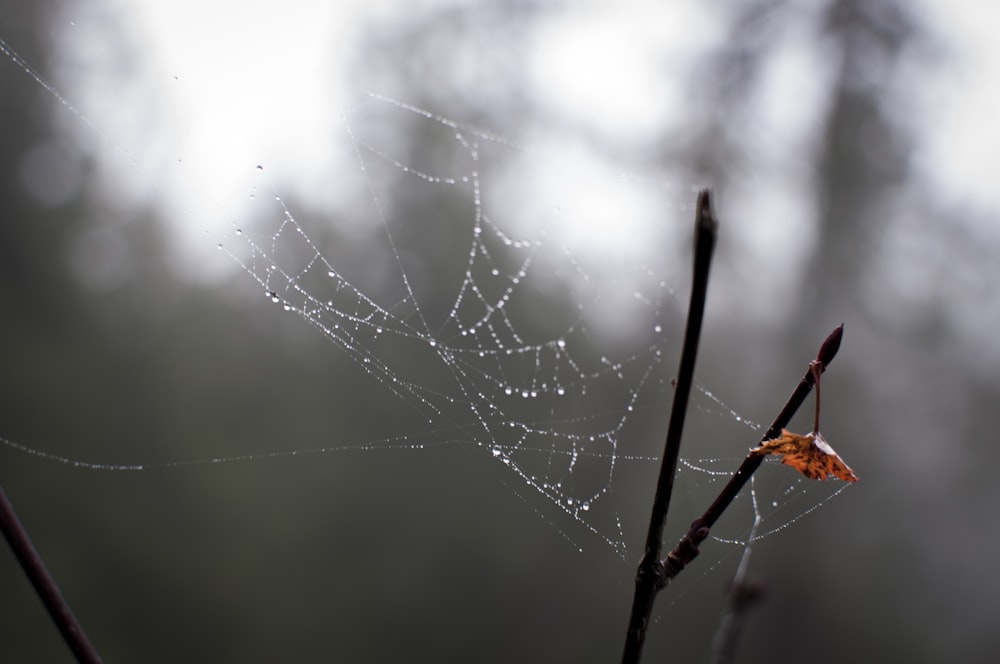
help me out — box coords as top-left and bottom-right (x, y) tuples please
(2, 0), (999, 662)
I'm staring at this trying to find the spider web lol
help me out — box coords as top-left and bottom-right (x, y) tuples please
(220, 92), (684, 555)
(215, 92), (852, 556)
(0, 34), (853, 561)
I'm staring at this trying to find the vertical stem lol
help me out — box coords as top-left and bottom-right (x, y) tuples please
(622, 190), (718, 664)
(0, 483), (102, 663)
(643, 191), (717, 564)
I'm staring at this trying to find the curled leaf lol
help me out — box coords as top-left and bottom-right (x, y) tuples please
(751, 429), (858, 482)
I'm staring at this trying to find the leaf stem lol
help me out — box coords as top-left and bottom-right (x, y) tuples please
(810, 360), (822, 434)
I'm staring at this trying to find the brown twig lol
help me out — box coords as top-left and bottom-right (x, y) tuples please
(622, 325), (842, 663)
(621, 190), (718, 664)
(0, 483), (102, 663)
(618, 189), (845, 664)
(662, 324), (844, 583)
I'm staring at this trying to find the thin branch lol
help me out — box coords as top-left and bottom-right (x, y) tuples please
(709, 484), (766, 664)
(662, 324), (844, 582)
(622, 190), (718, 664)
(0, 483), (102, 663)
(709, 575), (767, 664)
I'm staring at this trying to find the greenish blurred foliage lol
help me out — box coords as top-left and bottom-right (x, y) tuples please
(2, 0), (1000, 663)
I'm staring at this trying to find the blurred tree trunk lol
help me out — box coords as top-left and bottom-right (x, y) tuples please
(663, 0), (925, 340)
(801, 0), (918, 330)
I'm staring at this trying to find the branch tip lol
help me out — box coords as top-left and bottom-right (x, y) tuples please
(816, 323), (844, 368)
(696, 189), (719, 235)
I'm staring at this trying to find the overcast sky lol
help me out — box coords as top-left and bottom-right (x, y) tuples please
(7, 0), (997, 281)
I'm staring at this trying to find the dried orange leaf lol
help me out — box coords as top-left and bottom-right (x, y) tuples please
(751, 429), (858, 482)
